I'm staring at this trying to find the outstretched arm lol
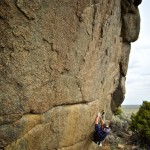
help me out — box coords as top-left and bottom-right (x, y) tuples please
(99, 116), (105, 127)
(95, 114), (100, 124)
(95, 113), (105, 125)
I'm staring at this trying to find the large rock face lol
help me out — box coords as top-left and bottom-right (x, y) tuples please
(0, 0), (141, 149)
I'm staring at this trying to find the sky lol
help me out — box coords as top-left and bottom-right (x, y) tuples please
(122, 0), (150, 105)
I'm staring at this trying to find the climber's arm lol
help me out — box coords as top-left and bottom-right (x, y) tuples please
(99, 116), (105, 126)
(95, 113), (105, 125)
(95, 115), (100, 124)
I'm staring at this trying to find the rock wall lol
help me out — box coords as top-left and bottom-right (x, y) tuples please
(0, 0), (141, 149)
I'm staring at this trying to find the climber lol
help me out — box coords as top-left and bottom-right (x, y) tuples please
(93, 110), (110, 146)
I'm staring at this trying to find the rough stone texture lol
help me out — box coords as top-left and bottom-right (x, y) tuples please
(0, 0), (141, 149)
(121, 0), (141, 42)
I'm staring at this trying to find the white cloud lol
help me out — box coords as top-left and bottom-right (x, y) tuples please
(124, 46), (150, 105)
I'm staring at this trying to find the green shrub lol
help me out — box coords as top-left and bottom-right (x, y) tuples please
(114, 106), (123, 115)
(129, 101), (150, 145)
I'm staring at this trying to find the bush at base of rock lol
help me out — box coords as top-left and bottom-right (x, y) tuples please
(129, 101), (150, 146)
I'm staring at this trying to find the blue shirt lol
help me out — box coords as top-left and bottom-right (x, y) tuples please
(94, 124), (108, 142)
